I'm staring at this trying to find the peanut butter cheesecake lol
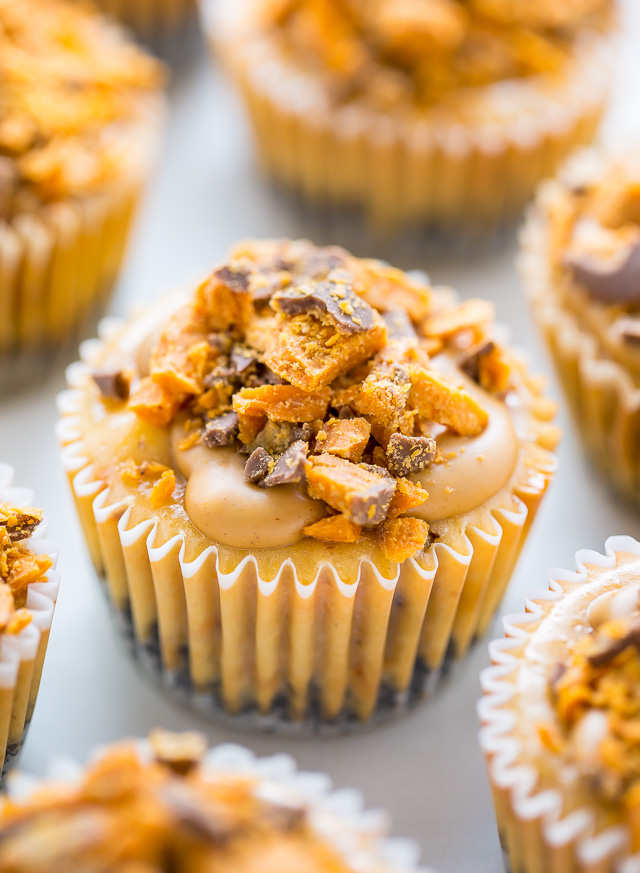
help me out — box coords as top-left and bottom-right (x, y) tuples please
(521, 150), (640, 507)
(480, 536), (640, 873)
(0, 0), (164, 386)
(59, 238), (558, 727)
(0, 466), (59, 776)
(205, 0), (614, 234)
(0, 730), (430, 872)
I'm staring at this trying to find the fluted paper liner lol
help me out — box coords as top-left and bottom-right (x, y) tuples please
(479, 536), (640, 873)
(56, 315), (556, 729)
(521, 206), (640, 507)
(0, 465), (60, 777)
(202, 0), (611, 235)
(4, 741), (435, 873)
(0, 99), (163, 389)
(91, 0), (197, 54)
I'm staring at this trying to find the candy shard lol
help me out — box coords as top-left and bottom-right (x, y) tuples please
(376, 517), (430, 562)
(306, 453), (395, 526)
(409, 365), (488, 436)
(303, 514), (362, 543)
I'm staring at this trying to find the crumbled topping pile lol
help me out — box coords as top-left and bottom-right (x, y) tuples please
(0, 503), (51, 635)
(0, 0), (164, 219)
(263, 0), (612, 110)
(550, 160), (640, 330)
(94, 239), (520, 562)
(541, 603), (640, 835)
(0, 730), (358, 873)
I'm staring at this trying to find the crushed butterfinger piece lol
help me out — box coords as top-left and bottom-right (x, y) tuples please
(120, 459), (170, 485)
(149, 729), (208, 775)
(272, 271), (376, 334)
(233, 385), (330, 425)
(5, 608), (32, 635)
(356, 260), (433, 321)
(0, 504), (42, 542)
(320, 418), (371, 462)
(386, 433), (436, 477)
(386, 478), (429, 519)
(306, 453), (395, 525)
(92, 369), (131, 401)
(4, 549), (52, 594)
(178, 430), (202, 451)
(265, 310), (387, 390)
(261, 440), (308, 487)
(376, 517), (430, 562)
(422, 299), (494, 341)
(303, 514), (362, 543)
(409, 365), (489, 436)
(150, 470), (176, 509)
(195, 267), (255, 333)
(129, 377), (183, 427)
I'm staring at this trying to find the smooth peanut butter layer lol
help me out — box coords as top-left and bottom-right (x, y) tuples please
(537, 154), (640, 382)
(0, 731), (392, 873)
(0, 504), (51, 635)
(0, 0), (164, 220)
(78, 238), (557, 572)
(261, 0), (613, 111)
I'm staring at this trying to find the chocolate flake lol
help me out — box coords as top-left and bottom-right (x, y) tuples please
(587, 619), (640, 668)
(161, 783), (235, 845)
(272, 270), (375, 334)
(214, 265), (250, 293)
(230, 345), (257, 377)
(261, 440), (308, 487)
(460, 341), (495, 384)
(382, 308), (418, 340)
(207, 332), (233, 355)
(566, 242), (640, 305)
(615, 316), (640, 346)
(350, 474), (395, 526)
(202, 411), (239, 447)
(244, 421), (313, 456)
(245, 448), (272, 484)
(92, 370), (131, 401)
(386, 433), (436, 477)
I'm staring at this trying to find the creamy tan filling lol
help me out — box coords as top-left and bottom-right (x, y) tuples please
(172, 388), (518, 549)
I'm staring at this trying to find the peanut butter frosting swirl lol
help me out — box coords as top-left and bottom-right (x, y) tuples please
(0, 731), (403, 872)
(0, 0), (164, 219)
(0, 503), (51, 636)
(87, 238), (558, 562)
(262, 0), (614, 110)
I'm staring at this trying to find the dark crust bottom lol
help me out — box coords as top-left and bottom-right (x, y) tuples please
(1, 729), (31, 782)
(109, 598), (464, 735)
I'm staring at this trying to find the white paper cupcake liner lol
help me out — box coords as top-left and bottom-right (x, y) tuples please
(56, 306), (556, 731)
(521, 180), (640, 508)
(4, 739), (435, 873)
(202, 0), (611, 239)
(0, 464), (60, 777)
(0, 97), (164, 393)
(479, 535), (640, 873)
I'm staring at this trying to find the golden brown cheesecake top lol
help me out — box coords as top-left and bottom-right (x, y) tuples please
(540, 154), (640, 379)
(539, 582), (640, 849)
(0, 0), (164, 219)
(261, 0), (614, 109)
(0, 731), (391, 873)
(0, 503), (51, 635)
(86, 238), (557, 563)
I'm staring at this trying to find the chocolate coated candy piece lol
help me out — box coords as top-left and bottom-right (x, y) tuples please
(92, 370), (131, 401)
(207, 332), (233, 355)
(214, 265), (250, 293)
(616, 316), (640, 345)
(230, 345), (257, 377)
(382, 308), (418, 340)
(245, 447), (272, 483)
(202, 411), (239, 447)
(386, 433), (436, 477)
(460, 341), (495, 383)
(162, 783), (235, 844)
(273, 270), (375, 334)
(587, 618), (640, 668)
(261, 440), (308, 487)
(566, 242), (640, 305)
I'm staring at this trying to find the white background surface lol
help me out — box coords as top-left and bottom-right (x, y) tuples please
(2, 5), (640, 872)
